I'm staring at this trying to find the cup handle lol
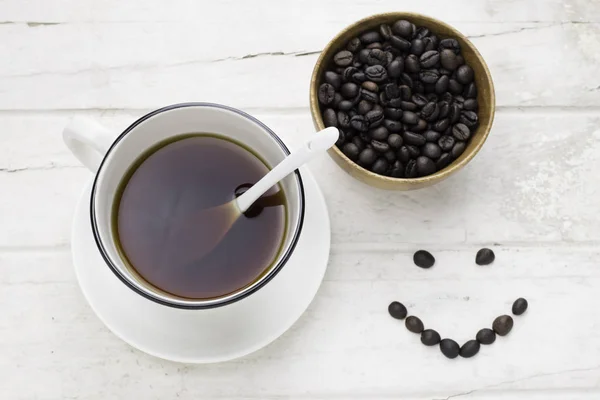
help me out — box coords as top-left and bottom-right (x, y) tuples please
(63, 117), (115, 172)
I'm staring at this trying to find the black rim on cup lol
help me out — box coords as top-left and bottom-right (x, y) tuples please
(89, 103), (306, 309)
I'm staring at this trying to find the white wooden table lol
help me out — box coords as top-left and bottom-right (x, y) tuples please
(2, 1), (600, 398)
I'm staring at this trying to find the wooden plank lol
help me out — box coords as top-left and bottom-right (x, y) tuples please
(0, 0), (597, 23)
(0, 20), (599, 109)
(1, 111), (600, 248)
(1, 249), (600, 399)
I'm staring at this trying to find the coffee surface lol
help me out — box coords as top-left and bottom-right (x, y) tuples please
(114, 135), (286, 299)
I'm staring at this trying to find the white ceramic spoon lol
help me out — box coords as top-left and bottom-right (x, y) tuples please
(169, 127), (339, 265)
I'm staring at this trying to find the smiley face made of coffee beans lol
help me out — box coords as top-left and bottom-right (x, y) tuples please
(388, 248), (528, 359)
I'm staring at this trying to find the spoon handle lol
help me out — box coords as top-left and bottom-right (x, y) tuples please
(236, 127), (339, 213)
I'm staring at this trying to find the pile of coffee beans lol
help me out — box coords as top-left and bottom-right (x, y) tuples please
(318, 19), (479, 178)
(388, 298), (528, 359)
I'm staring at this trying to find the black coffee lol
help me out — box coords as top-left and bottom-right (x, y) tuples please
(113, 134), (286, 300)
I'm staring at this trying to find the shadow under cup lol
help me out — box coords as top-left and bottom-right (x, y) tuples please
(90, 103), (305, 309)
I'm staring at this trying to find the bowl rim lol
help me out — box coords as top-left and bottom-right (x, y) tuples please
(309, 12), (496, 185)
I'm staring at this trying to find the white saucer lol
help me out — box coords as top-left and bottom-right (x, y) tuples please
(71, 166), (330, 363)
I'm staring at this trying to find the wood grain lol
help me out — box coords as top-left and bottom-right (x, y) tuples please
(2, 0), (600, 398)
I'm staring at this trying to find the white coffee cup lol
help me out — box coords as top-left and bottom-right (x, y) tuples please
(64, 103), (305, 309)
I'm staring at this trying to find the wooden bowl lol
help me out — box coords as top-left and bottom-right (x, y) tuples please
(310, 13), (495, 190)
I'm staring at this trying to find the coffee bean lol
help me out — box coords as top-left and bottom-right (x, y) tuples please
(474, 248), (495, 266)
(400, 73), (414, 88)
(410, 93), (427, 108)
(383, 119), (403, 133)
(372, 104), (384, 114)
(448, 79), (463, 94)
(367, 49), (388, 66)
(421, 36), (434, 52)
(456, 64), (474, 84)
(387, 133), (403, 149)
(392, 20), (414, 38)
(358, 148), (377, 166)
(456, 55), (465, 66)
(400, 101), (417, 111)
(358, 100), (374, 115)
(390, 160), (405, 177)
(347, 37), (362, 52)
(384, 150), (397, 163)
(361, 89), (379, 104)
(407, 145), (420, 158)
(324, 71), (342, 90)
(399, 85), (412, 101)
(413, 249), (435, 268)
(451, 142), (466, 159)
(464, 99), (478, 111)
(350, 115), (368, 132)
(360, 30), (381, 44)
(387, 96), (403, 108)
(387, 59), (404, 78)
(334, 50), (354, 67)
(337, 111), (351, 129)
(440, 38), (460, 53)
(318, 83), (336, 105)
(370, 126), (389, 141)
(365, 65), (388, 82)
(436, 152), (452, 170)
(421, 329), (441, 346)
(419, 69), (440, 84)
(448, 103), (461, 123)
(420, 102), (440, 121)
(433, 118), (450, 132)
(438, 136), (455, 152)
(410, 38), (425, 56)
(323, 108), (337, 127)
(440, 339), (460, 359)
(371, 158), (388, 174)
(338, 100), (353, 111)
(384, 107), (403, 120)
(452, 123), (471, 141)
(342, 66), (359, 82)
(360, 81), (378, 93)
(493, 315), (514, 336)
(403, 131), (426, 146)
(422, 143), (442, 159)
(402, 111), (419, 125)
(358, 48), (371, 64)
(435, 75), (449, 94)
(460, 110), (479, 128)
(352, 72), (367, 83)
(415, 26), (429, 39)
(331, 93), (342, 109)
(414, 118), (428, 132)
(378, 23), (392, 40)
(334, 130), (345, 147)
(366, 42), (383, 50)
(405, 54), (420, 73)
(384, 83), (401, 99)
(398, 146), (411, 163)
(464, 82), (478, 98)
(440, 49), (458, 70)
(365, 109), (384, 127)
(390, 35), (411, 51)
(416, 156), (436, 176)
(405, 316), (424, 333)
(437, 101), (449, 117)
(420, 50), (440, 68)
(424, 130), (441, 142)
(460, 340), (480, 358)
(413, 81), (425, 94)
(388, 301), (407, 319)
(342, 142), (360, 160)
(512, 298), (528, 316)
(340, 82), (359, 99)
(352, 136), (365, 151)
(405, 159), (418, 177)
(372, 140), (391, 153)
(476, 328), (496, 345)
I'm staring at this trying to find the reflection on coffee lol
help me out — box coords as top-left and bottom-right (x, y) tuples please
(113, 134), (287, 299)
